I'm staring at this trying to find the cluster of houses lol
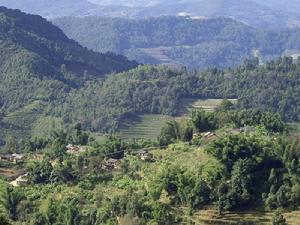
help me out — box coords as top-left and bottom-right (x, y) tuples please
(65, 144), (154, 171)
(101, 149), (154, 171)
(0, 126), (260, 188)
(194, 126), (257, 143)
(0, 153), (24, 164)
(0, 145), (155, 184)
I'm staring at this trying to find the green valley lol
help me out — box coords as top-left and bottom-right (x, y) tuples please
(0, 4), (300, 225)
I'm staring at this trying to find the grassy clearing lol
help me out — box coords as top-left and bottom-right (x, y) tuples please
(119, 115), (173, 140)
(147, 143), (224, 186)
(152, 143), (212, 170)
(177, 98), (238, 116)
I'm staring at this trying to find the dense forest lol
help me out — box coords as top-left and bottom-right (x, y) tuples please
(53, 16), (300, 68)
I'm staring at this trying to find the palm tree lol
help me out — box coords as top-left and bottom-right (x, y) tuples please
(0, 185), (23, 220)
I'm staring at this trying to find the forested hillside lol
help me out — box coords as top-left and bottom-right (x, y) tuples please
(0, 7), (300, 147)
(0, 7), (137, 142)
(55, 58), (300, 132)
(53, 16), (300, 69)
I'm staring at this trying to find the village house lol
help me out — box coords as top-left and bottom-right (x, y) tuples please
(203, 132), (217, 139)
(135, 149), (153, 161)
(102, 158), (121, 171)
(9, 174), (29, 187)
(0, 154), (11, 161)
(0, 153), (24, 164)
(193, 132), (201, 138)
(201, 132), (218, 144)
(66, 144), (87, 155)
(11, 153), (24, 164)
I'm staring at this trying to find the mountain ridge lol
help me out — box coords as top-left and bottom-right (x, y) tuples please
(53, 16), (300, 69)
(0, 0), (299, 28)
(0, 6), (137, 119)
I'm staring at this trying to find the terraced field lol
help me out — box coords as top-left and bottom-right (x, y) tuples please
(0, 100), (65, 141)
(139, 46), (187, 68)
(119, 115), (173, 140)
(289, 123), (300, 134)
(119, 98), (237, 140)
(191, 209), (300, 225)
(0, 101), (46, 142)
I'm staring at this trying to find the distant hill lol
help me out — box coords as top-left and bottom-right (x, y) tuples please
(1, 0), (299, 29)
(88, 0), (160, 7)
(87, 0), (300, 29)
(53, 16), (300, 69)
(0, 6), (137, 141)
(0, 0), (97, 18)
(256, 0), (300, 14)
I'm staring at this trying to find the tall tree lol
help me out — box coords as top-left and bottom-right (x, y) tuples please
(0, 183), (24, 220)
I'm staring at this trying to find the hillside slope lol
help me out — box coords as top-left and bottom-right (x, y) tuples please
(0, 7), (137, 141)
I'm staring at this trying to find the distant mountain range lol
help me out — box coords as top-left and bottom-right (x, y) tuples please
(0, 0), (299, 28)
(0, 0), (95, 18)
(53, 16), (300, 69)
